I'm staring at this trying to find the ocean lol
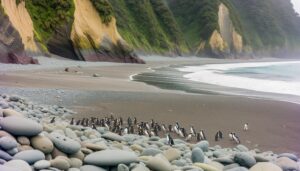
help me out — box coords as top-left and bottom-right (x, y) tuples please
(132, 61), (300, 104)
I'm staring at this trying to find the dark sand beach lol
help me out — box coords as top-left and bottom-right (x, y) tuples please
(0, 57), (299, 154)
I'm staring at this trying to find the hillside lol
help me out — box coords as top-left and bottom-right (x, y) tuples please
(0, 0), (300, 64)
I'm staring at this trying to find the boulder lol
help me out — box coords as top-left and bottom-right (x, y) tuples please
(194, 141), (209, 152)
(49, 132), (81, 154)
(192, 148), (205, 163)
(0, 117), (42, 136)
(250, 162), (282, 171)
(2, 109), (23, 117)
(13, 150), (45, 164)
(4, 160), (32, 171)
(80, 165), (107, 171)
(275, 157), (299, 171)
(31, 135), (54, 154)
(34, 160), (51, 170)
(0, 136), (18, 150)
(234, 152), (256, 168)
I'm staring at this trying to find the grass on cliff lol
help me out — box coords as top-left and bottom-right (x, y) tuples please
(25, 0), (75, 44)
(90, 0), (114, 25)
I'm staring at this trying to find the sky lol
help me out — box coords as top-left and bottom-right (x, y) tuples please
(291, 0), (300, 14)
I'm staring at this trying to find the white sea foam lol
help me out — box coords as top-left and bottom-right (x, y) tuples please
(178, 61), (300, 96)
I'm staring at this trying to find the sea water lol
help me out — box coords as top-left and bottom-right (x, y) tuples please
(178, 61), (300, 97)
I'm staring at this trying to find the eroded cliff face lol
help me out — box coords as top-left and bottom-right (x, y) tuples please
(1, 0), (39, 54)
(0, 1), (38, 64)
(197, 3), (244, 57)
(71, 0), (144, 63)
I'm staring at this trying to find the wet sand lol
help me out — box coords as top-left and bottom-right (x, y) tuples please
(0, 56), (299, 154)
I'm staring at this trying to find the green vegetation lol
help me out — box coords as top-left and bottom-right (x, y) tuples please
(108, 0), (188, 54)
(25, 0), (74, 43)
(90, 0), (114, 25)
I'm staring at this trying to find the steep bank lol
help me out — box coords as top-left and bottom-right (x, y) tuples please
(1, 0), (39, 54)
(71, 0), (143, 63)
(0, 0), (38, 64)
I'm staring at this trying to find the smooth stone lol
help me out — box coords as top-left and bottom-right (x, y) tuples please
(192, 148), (205, 163)
(0, 136), (18, 150)
(194, 163), (221, 171)
(84, 150), (137, 166)
(163, 148), (181, 161)
(132, 163), (151, 171)
(102, 132), (125, 142)
(7, 147), (18, 156)
(213, 157), (234, 165)
(14, 150), (45, 164)
(69, 158), (83, 168)
(0, 101), (9, 109)
(234, 152), (256, 168)
(141, 148), (162, 156)
(226, 167), (249, 171)
(17, 136), (30, 145)
(208, 161), (224, 171)
(0, 165), (19, 171)
(250, 162), (282, 171)
(275, 157), (299, 171)
(49, 132), (81, 154)
(34, 160), (51, 170)
(17, 145), (33, 152)
(278, 153), (299, 162)
(85, 142), (107, 151)
(50, 157), (71, 170)
(0, 149), (13, 161)
(0, 130), (15, 139)
(9, 95), (21, 102)
(118, 164), (129, 171)
(131, 144), (144, 153)
(4, 160), (32, 171)
(224, 163), (241, 170)
(69, 150), (85, 161)
(51, 147), (68, 158)
(194, 141), (209, 152)
(31, 135), (54, 154)
(143, 154), (173, 171)
(254, 155), (270, 162)
(0, 158), (6, 164)
(0, 117), (42, 136)
(236, 145), (249, 152)
(68, 168), (81, 171)
(80, 165), (107, 171)
(2, 109), (23, 117)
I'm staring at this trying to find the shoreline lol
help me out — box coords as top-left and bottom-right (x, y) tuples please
(1, 56), (300, 154)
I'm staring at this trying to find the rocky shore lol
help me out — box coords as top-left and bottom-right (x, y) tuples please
(0, 94), (299, 171)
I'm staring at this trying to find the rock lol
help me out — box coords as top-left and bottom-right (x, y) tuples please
(84, 142), (107, 151)
(17, 136), (30, 145)
(0, 165), (19, 171)
(132, 163), (151, 171)
(250, 162), (282, 171)
(142, 154), (173, 171)
(13, 150), (45, 164)
(163, 148), (181, 161)
(254, 155), (270, 162)
(69, 158), (83, 168)
(68, 168), (81, 171)
(0, 117), (42, 136)
(213, 157), (234, 165)
(192, 148), (205, 163)
(227, 167), (249, 171)
(69, 150), (85, 161)
(17, 145), (33, 152)
(2, 109), (23, 117)
(6, 147), (18, 156)
(102, 132), (125, 142)
(0, 158), (6, 164)
(9, 95), (21, 102)
(84, 150), (137, 166)
(49, 132), (81, 154)
(194, 141), (209, 152)
(131, 144), (144, 153)
(278, 153), (298, 162)
(0, 130), (14, 139)
(236, 145), (249, 152)
(31, 135), (54, 154)
(80, 165), (107, 171)
(0, 136), (18, 150)
(0, 149), (13, 161)
(34, 160), (51, 170)
(93, 73), (101, 77)
(0, 101), (9, 109)
(50, 156), (71, 170)
(194, 163), (220, 171)
(4, 160), (32, 171)
(234, 152), (256, 168)
(118, 164), (129, 171)
(275, 157), (299, 171)
(51, 147), (68, 158)
(141, 148), (162, 156)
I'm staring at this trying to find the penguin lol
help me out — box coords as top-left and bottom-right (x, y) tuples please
(50, 117), (56, 123)
(76, 120), (81, 125)
(185, 133), (193, 142)
(161, 124), (167, 132)
(244, 123), (249, 131)
(196, 133), (201, 142)
(215, 131), (223, 141)
(92, 124), (97, 130)
(190, 126), (196, 136)
(167, 134), (175, 146)
(178, 129), (185, 138)
(229, 132), (234, 141)
(123, 127), (128, 135)
(70, 118), (74, 125)
(134, 117), (137, 125)
(127, 117), (132, 126)
(168, 125), (173, 132)
(199, 130), (206, 140)
(233, 133), (241, 144)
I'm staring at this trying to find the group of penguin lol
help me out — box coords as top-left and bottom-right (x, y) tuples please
(50, 116), (249, 146)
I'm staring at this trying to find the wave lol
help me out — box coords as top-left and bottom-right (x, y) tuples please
(178, 61), (300, 96)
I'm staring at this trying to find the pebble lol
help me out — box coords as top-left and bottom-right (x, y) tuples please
(49, 132), (81, 154)
(194, 141), (209, 152)
(0, 149), (13, 161)
(50, 156), (71, 170)
(234, 152), (256, 168)
(163, 148), (181, 161)
(192, 148), (205, 163)
(2, 109), (23, 117)
(84, 150), (138, 166)
(34, 160), (51, 170)
(31, 135), (54, 154)
(0, 117), (42, 136)
(13, 150), (46, 164)
(250, 162), (282, 171)
(102, 132), (125, 142)
(0, 136), (18, 150)
(278, 153), (299, 161)
(275, 157), (299, 171)
(142, 154), (174, 171)
(4, 160), (32, 171)
(141, 148), (162, 156)
(17, 136), (31, 145)
(80, 165), (107, 171)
